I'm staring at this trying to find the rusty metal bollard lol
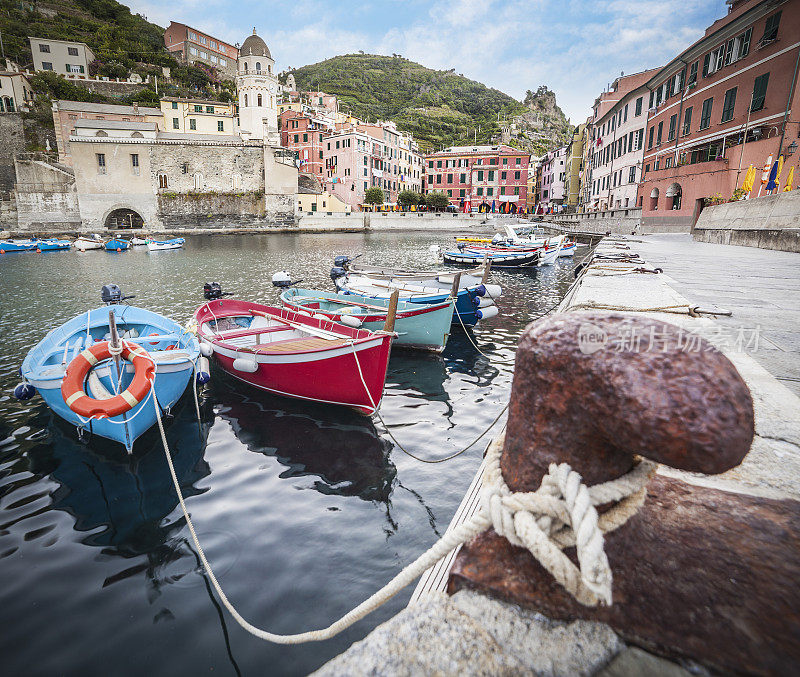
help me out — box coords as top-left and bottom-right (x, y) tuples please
(449, 313), (800, 675)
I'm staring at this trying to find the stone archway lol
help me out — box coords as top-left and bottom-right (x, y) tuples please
(666, 182), (682, 210)
(649, 187), (660, 211)
(105, 207), (144, 229)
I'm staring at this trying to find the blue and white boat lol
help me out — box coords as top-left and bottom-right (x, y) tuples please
(332, 272), (499, 327)
(18, 285), (202, 452)
(105, 238), (131, 251)
(35, 238), (72, 251)
(0, 239), (38, 253)
(281, 287), (455, 352)
(147, 238), (185, 251)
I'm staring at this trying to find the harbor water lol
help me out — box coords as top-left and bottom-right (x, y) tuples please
(0, 231), (577, 676)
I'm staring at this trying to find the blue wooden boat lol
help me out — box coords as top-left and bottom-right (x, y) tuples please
(105, 238), (131, 251)
(147, 238), (185, 251)
(18, 285), (201, 452)
(35, 238), (72, 251)
(0, 239), (37, 253)
(334, 273), (498, 326)
(443, 248), (540, 267)
(281, 288), (455, 352)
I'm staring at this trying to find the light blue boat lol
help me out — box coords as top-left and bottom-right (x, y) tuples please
(281, 287), (455, 352)
(147, 238), (185, 251)
(35, 238), (72, 251)
(19, 286), (201, 452)
(105, 238), (131, 251)
(0, 239), (37, 252)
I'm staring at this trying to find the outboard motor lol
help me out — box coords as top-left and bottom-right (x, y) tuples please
(330, 266), (348, 286)
(203, 282), (233, 300)
(271, 271), (303, 288)
(333, 253), (362, 270)
(101, 284), (135, 305)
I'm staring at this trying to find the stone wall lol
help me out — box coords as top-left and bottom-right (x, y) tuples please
(71, 79), (148, 100)
(0, 114), (26, 198)
(693, 191), (800, 252)
(158, 192), (277, 229)
(13, 158), (81, 230)
(542, 208), (643, 234)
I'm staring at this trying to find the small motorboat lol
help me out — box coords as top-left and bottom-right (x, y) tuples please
(281, 287), (455, 352)
(332, 270), (499, 327)
(0, 239), (37, 253)
(17, 284), (202, 452)
(147, 238), (185, 251)
(558, 241), (577, 257)
(74, 234), (104, 251)
(131, 236), (148, 246)
(193, 283), (394, 414)
(35, 238), (71, 252)
(105, 238), (131, 251)
(537, 235), (565, 266)
(443, 248), (540, 268)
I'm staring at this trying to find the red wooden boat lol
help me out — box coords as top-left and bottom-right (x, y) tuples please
(192, 298), (394, 414)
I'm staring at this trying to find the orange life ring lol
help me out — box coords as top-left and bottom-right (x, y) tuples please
(61, 341), (155, 419)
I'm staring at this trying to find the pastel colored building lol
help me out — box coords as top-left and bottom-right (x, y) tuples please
(540, 146), (566, 209)
(422, 145), (531, 212)
(163, 22), (238, 77)
(280, 109), (334, 178)
(0, 66), (34, 112)
(51, 100), (163, 166)
(160, 98), (237, 135)
(29, 37), (94, 77)
(638, 0), (800, 230)
(586, 69), (658, 211)
(564, 123), (586, 207)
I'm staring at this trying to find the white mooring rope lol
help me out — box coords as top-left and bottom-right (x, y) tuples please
(154, 378), (655, 643)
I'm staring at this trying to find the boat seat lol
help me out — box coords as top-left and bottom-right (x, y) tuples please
(215, 325), (290, 340)
(252, 337), (348, 354)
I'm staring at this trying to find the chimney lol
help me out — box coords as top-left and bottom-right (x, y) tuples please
(133, 102), (139, 114)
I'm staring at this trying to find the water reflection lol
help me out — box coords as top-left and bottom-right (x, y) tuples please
(211, 376), (396, 504)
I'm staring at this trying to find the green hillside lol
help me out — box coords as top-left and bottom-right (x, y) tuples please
(289, 54), (547, 152)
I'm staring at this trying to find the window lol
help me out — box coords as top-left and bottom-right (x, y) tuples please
(656, 121), (663, 145)
(39, 43), (50, 53)
(682, 107), (692, 135)
(689, 61), (698, 86)
(737, 28), (752, 60)
(459, 189), (465, 198)
(629, 166), (636, 183)
(257, 94), (262, 106)
(194, 105), (202, 112)
(635, 97), (643, 116)
(244, 94), (248, 107)
(488, 170), (494, 181)
(190, 119), (197, 130)
(762, 11), (781, 44)
(218, 120), (224, 132)
(516, 158), (521, 165)
(460, 172), (466, 183)
(477, 187), (483, 196)
(721, 87), (737, 122)
(637, 129), (644, 149)
(182, 163), (189, 174)
(172, 117), (180, 129)
(190, 47), (198, 56)
(206, 106), (214, 113)
(171, 101), (178, 109)
(514, 171), (521, 180)
(668, 114), (677, 141)
(42, 62), (53, 71)
(130, 154), (139, 176)
(699, 97), (713, 129)
(67, 46), (79, 56)
(96, 153), (106, 175)
(502, 157), (508, 165)
(477, 170), (484, 181)
(623, 104), (628, 122)
(751, 72), (769, 112)
(487, 187), (493, 196)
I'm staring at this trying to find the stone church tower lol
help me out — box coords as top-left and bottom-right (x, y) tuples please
(236, 29), (279, 144)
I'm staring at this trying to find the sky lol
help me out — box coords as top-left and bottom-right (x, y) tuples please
(127, 0), (729, 122)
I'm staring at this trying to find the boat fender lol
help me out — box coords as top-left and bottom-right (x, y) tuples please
(476, 305), (499, 321)
(477, 296), (495, 308)
(199, 341), (214, 357)
(196, 357), (211, 384)
(232, 358), (258, 373)
(471, 295), (482, 308)
(483, 284), (502, 299)
(295, 310), (312, 317)
(339, 315), (363, 328)
(14, 383), (36, 400)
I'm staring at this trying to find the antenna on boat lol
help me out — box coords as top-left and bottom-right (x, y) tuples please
(383, 290), (399, 334)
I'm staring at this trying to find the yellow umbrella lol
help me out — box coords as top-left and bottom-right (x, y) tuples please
(784, 166), (794, 192)
(742, 164), (755, 193)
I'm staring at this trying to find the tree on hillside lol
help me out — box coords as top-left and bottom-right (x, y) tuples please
(364, 187), (385, 205)
(398, 190), (421, 208)
(425, 191), (449, 211)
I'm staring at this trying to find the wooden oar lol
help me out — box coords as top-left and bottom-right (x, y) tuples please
(250, 310), (350, 341)
(294, 296), (393, 313)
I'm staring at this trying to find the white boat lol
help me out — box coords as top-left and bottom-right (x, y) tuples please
(537, 235), (565, 266)
(147, 238), (185, 251)
(558, 241), (577, 257)
(131, 237), (148, 246)
(73, 234), (104, 251)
